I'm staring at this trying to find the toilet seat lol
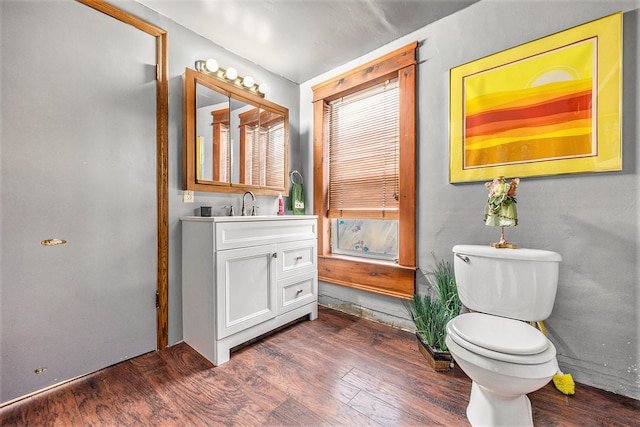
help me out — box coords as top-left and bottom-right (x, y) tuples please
(447, 313), (556, 365)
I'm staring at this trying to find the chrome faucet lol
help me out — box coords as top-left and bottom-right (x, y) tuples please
(241, 191), (256, 216)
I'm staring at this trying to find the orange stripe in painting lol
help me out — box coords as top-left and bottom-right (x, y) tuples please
(466, 91), (592, 129)
(466, 124), (593, 152)
(464, 134), (594, 168)
(466, 119), (592, 149)
(465, 79), (592, 115)
(465, 109), (592, 139)
(466, 90), (592, 130)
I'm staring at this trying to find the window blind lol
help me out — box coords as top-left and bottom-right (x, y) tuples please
(327, 78), (399, 219)
(265, 122), (285, 187)
(242, 111), (285, 187)
(245, 124), (261, 185)
(218, 123), (230, 182)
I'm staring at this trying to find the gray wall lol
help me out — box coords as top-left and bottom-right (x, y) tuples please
(300, 0), (639, 400)
(113, 0), (302, 346)
(0, 0), (300, 402)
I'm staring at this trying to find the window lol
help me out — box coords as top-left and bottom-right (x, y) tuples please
(263, 112), (285, 187)
(239, 109), (285, 187)
(211, 108), (230, 182)
(326, 78), (400, 262)
(331, 219), (398, 261)
(312, 42), (417, 298)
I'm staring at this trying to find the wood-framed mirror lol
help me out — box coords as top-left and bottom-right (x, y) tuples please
(183, 67), (289, 195)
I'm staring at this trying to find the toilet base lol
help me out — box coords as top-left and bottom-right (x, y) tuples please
(467, 382), (533, 427)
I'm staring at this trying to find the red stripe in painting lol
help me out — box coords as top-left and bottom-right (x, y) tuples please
(466, 91), (592, 129)
(465, 109), (592, 138)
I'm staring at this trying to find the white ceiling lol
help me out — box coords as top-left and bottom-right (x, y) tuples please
(136, 0), (479, 83)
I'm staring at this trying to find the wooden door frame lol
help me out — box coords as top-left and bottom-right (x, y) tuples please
(76, 0), (169, 349)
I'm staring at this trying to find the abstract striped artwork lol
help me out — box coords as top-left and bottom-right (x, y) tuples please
(463, 38), (597, 169)
(449, 12), (621, 183)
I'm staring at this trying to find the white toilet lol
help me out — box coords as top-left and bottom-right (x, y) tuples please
(446, 244), (562, 427)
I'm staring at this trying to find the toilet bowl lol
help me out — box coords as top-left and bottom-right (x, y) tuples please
(446, 313), (558, 426)
(449, 245), (562, 426)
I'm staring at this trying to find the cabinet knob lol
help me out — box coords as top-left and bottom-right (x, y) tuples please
(296, 289), (303, 295)
(272, 252), (278, 258)
(295, 255), (303, 260)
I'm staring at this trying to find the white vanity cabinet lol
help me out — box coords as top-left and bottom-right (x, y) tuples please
(181, 215), (318, 366)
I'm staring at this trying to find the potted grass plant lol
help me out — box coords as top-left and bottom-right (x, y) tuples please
(407, 258), (462, 371)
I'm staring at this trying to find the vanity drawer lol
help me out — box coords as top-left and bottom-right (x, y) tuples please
(278, 272), (317, 314)
(216, 219), (316, 250)
(277, 239), (317, 279)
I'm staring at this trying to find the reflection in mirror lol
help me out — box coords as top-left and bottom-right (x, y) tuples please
(237, 108), (286, 188)
(229, 97), (255, 184)
(262, 109), (286, 189)
(196, 84), (230, 183)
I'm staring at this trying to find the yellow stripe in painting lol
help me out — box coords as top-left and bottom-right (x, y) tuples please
(464, 39), (595, 99)
(464, 134), (595, 168)
(466, 79), (592, 115)
(465, 124), (593, 151)
(466, 118), (592, 147)
(468, 79), (592, 112)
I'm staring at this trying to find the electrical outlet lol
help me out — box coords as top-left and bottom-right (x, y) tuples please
(183, 190), (194, 203)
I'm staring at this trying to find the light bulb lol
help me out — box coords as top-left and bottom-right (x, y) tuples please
(258, 82), (269, 95)
(225, 67), (238, 80)
(243, 76), (255, 88)
(205, 58), (219, 72)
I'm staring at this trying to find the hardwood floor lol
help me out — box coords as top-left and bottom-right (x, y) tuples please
(2, 306), (638, 426)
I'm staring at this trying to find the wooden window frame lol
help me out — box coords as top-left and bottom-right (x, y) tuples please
(210, 108), (229, 182)
(312, 42), (417, 299)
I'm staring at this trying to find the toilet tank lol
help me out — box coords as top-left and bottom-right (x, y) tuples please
(452, 245), (562, 322)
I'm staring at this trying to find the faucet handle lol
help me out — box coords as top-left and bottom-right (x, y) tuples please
(223, 205), (235, 216)
(251, 205), (258, 216)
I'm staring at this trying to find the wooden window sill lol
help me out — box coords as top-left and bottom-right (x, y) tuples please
(318, 255), (416, 299)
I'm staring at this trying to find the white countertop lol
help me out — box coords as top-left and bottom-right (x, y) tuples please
(181, 215), (317, 222)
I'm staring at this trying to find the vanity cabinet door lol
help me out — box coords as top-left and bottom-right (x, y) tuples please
(216, 244), (277, 339)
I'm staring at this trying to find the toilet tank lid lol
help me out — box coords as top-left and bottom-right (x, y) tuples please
(453, 245), (562, 262)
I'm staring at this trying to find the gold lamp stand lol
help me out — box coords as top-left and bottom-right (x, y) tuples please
(490, 226), (517, 249)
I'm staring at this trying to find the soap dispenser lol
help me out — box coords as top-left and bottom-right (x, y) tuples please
(277, 193), (284, 215)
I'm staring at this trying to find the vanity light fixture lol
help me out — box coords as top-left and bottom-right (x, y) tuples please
(195, 59), (269, 98)
(205, 58), (219, 73)
(242, 75), (254, 88)
(225, 67), (238, 80)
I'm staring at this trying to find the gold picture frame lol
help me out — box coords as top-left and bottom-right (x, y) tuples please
(449, 12), (622, 183)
